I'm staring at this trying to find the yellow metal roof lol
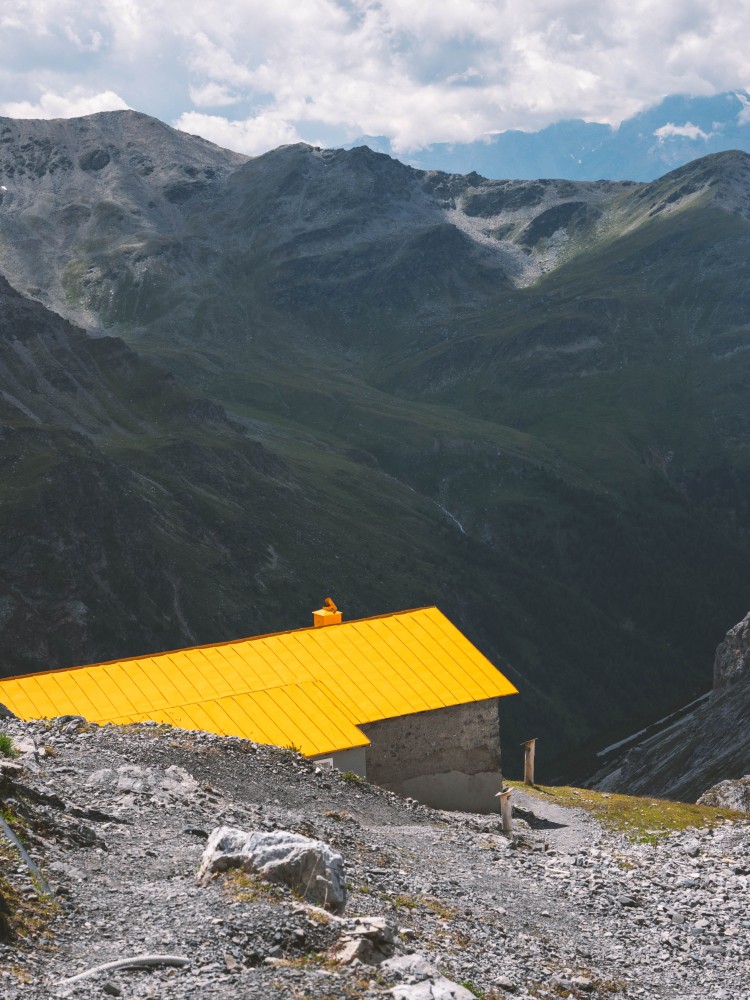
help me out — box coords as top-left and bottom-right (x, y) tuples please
(0, 606), (517, 756)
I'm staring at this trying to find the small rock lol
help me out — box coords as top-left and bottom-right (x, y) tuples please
(571, 976), (593, 991)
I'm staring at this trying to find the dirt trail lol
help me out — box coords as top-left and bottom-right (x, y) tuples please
(508, 786), (601, 854)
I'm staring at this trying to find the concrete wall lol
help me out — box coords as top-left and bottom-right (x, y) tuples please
(360, 698), (502, 813)
(311, 745), (367, 777)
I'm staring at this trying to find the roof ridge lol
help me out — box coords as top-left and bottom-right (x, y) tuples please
(0, 606), (437, 682)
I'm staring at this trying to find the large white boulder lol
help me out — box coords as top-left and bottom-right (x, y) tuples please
(197, 827), (347, 912)
(697, 775), (750, 813)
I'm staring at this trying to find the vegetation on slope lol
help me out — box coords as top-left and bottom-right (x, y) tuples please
(508, 781), (748, 842)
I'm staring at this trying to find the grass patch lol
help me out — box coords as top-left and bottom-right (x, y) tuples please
(391, 893), (419, 910)
(507, 781), (747, 842)
(338, 771), (365, 784)
(0, 734), (18, 759)
(0, 842), (58, 943)
(458, 982), (492, 999)
(421, 896), (460, 920)
(223, 869), (287, 903)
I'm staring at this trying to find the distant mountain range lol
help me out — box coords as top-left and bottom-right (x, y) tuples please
(1, 110), (750, 776)
(349, 91), (750, 181)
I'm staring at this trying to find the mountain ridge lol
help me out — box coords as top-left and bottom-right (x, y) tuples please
(348, 90), (750, 182)
(1, 112), (750, 774)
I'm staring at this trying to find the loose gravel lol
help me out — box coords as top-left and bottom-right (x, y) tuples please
(0, 717), (748, 999)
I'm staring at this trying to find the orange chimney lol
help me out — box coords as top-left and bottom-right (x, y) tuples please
(312, 597), (342, 627)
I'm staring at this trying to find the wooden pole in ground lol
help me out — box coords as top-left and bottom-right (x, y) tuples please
(522, 738), (537, 786)
(496, 787), (513, 835)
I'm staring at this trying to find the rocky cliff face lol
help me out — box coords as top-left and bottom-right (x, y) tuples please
(589, 610), (750, 801)
(714, 611), (750, 690)
(699, 776), (750, 813)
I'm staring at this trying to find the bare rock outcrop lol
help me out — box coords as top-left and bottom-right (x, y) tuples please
(698, 775), (750, 813)
(589, 609), (750, 800)
(714, 610), (750, 690)
(330, 915), (396, 964)
(197, 827), (347, 913)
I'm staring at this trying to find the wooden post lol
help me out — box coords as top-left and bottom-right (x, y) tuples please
(496, 787), (513, 835)
(522, 738), (537, 786)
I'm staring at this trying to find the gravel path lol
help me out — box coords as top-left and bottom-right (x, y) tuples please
(505, 786), (599, 854)
(0, 718), (748, 1000)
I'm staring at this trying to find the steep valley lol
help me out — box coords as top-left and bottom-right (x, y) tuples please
(1, 111), (750, 774)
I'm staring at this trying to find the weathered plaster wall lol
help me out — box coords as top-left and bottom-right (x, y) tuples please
(360, 698), (502, 812)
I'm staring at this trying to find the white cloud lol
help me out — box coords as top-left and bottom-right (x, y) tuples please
(63, 24), (103, 53)
(736, 91), (750, 125)
(0, 88), (130, 119)
(654, 122), (712, 141)
(174, 111), (302, 155)
(188, 82), (239, 108)
(0, 1), (749, 153)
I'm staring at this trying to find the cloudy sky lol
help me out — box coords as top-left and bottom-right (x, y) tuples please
(0, 0), (749, 155)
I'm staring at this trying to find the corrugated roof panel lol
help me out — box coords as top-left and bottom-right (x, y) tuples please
(127, 658), (174, 709)
(27, 672), (74, 719)
(308, 680), (371, 752)
(96, 666), (141, 718)
(285, 631), (362, 721)
(395, 611), (478, 705)
(390, 613), (470, 706)
(349, 622), (430, 716)
(224, 693), (280, 745)
(49, 669), (106, 721)
(160, 654), (207, 704)
(206, 645), (270, 693)
(418, 608), (518, 698)
(122, 661), (168, 708)
(222, 693), (270, 742)
(182, 650), (231, 700)
(164, 655), (221, 702)
(1, 677), (42, 718)
(174, 653), (219, 703)
(405, 612), (489, 702)
(371, 616), (450, 709)
(144, 659), (192, 708)
(200, 697), (243, 738)
(262, 684), (331, 755)
(236, 643), (289, 693)
(284, 630), (377, 721)
(259, 682), (368, 756)
(244, 688), (302, 748)
(359, 619), (437, 714)
(264, 633), (316, 684)
(326, 627), (408, 719)
(176, 700), (221, 736)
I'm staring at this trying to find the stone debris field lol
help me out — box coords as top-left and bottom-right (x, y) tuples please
(0, 717), (748, 999)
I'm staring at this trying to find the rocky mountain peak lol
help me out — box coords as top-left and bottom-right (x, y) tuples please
(714, 610), (750, 690)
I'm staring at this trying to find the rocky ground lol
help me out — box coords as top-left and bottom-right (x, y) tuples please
(0, 717), (748, 1000)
